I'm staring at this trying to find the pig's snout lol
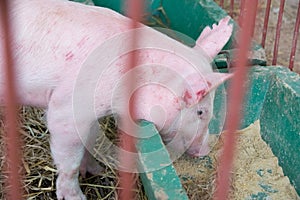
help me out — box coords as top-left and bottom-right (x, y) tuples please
(186, 131), (210, 157)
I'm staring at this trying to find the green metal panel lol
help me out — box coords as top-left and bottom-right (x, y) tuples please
(210, 67), (272, 134)
(240, 67), (274, 129)
(92, 0), (235, 48)
(92, 0), (160, 21)
(259, 67), (300, 195)
(152, 0), (230, 45)
(209, 83), (228, 134)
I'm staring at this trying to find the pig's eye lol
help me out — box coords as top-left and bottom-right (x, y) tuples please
(197, 110), (203, 116)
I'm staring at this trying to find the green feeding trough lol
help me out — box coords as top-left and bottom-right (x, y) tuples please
(72, 0), (300, 198)
(137, 120), (189, 200)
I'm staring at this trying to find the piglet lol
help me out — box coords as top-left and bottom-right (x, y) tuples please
(0, 0), (233, 199)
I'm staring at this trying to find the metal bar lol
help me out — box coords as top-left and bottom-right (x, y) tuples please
(220, 0), (224, 8)
(272, 0), (285, 65)
(118, 0), (144, 199)
(261, 0), (272, 48)
(238, 0), (245, 27)
(230, 0), (234, 16)
(213, 0), (258, 200)
(288, 0), (300, 71)
(0, 1), (23, 199)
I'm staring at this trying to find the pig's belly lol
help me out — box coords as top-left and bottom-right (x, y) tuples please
(0, 61), (61, 107)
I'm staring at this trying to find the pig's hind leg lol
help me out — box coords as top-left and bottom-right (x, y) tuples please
(47, 96), (87, 200)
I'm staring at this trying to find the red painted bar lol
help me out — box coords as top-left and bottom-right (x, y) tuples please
(230, 0), (234, 16)
(118, 130), (137, 200)
(118, 0), (144, 199)
(213, 0), (258, 200)
(238, 0), (245, 26)
(220, 0), (224, 8)
(272, 0), (285, 65)
(261, 0), (272, 48)
(0, 1), (23, 199)
(288, 0), (300, 70)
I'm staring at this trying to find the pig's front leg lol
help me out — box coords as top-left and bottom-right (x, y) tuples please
(79, 122), (104, 178)
(47, 88), (87, 200)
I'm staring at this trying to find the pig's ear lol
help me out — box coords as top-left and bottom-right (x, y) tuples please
(182, 72), (233, 107)
(204, 72), (233, 91)
(194, 16), (233, 60)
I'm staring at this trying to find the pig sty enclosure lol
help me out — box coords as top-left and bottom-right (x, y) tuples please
(0, 0), (300, 199)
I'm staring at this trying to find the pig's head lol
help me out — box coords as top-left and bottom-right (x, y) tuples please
(161, 72), (232, 157)
(112, 16), (233, 158)
(165, 15), (233, 157)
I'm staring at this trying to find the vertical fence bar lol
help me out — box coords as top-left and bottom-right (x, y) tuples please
(272, 0), (285, 65)
(261, 0), (272, 48)
(288, 0), (300, 71)
(230, 0), (234, 16)
(118, 0), (144, 199)
(214, 0), (258, 199)
(0, 1), (23, 199)
(238, 0), (245, 27)
(219, 0), (224, 8)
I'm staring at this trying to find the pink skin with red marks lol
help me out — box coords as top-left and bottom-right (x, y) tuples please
(0, 0), (233, 199)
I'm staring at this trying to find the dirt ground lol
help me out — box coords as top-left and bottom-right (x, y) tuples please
(257, 0), (300, 73)
(226, 0), (300, 73)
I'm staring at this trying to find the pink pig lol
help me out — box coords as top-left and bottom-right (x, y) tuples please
(0, 0), (233, 199)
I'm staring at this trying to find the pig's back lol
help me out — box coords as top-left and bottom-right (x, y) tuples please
(0, 0), (132, 107)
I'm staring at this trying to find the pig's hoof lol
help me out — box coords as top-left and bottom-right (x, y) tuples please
(56, 171), (87, 200)
(57, 192), (86, 200)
